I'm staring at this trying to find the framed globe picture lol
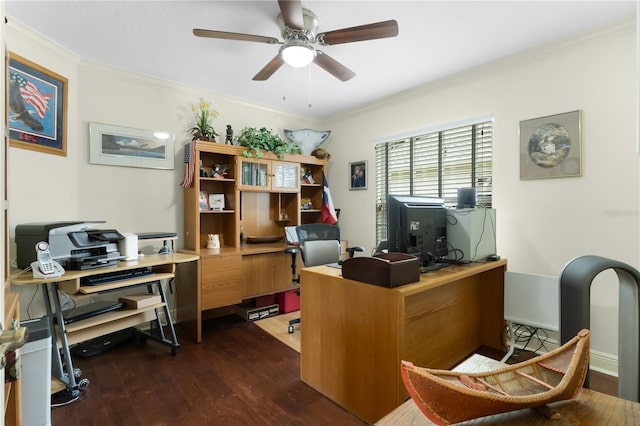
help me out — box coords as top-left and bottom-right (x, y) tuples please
(519, 110), (582, 180)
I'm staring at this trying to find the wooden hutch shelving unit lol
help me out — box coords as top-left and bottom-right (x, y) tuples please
(177, 141), (326, 342)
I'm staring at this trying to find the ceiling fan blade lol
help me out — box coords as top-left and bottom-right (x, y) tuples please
(278, 0), (304, 30)
(253, 55), (285, 81)
(314, 51), (355, 82)
(193, 28), (279, 44)
(319, 20), (399, 45)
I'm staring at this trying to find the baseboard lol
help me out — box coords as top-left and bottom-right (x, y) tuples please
(590, 349), (618, 377)
(512, 333), (618, 378)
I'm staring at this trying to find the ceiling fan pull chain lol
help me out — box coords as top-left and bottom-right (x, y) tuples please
(307, 67), (312, 108)
(282, 67), (288, 102)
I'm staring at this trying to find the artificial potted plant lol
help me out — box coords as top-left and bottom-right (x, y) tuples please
(187, 98), (219, 141)
(236, 127), (300, 159)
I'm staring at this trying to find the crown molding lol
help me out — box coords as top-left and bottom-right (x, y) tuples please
(329, 16), (636, 123)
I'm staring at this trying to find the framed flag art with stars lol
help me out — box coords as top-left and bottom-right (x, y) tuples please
(8, 52), (68, 156)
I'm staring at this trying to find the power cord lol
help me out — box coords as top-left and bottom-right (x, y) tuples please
(505, 323), (552, 360)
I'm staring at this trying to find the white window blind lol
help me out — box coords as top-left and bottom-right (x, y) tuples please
(375, 120), (493, 243)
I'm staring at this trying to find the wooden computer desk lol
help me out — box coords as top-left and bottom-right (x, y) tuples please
(300, 260), (507, 424)
(376, 386), (640, 425)
(11, 252), (198, 401)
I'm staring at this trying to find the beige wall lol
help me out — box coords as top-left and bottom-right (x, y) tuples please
(6, 15), (638, 369)
(6, 18), (320, 318)
(323, 18), (637, 363)
(7, 18), (320, 243)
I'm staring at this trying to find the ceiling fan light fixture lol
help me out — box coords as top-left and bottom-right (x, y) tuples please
(280, 42), (316, 68)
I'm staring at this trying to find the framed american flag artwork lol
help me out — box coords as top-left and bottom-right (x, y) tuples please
(8, 52), (68, 156)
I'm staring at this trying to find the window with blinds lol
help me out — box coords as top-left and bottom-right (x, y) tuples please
(375, 120), (493, 243)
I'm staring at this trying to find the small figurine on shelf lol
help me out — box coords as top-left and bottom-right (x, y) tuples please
(211, 164), (230, 179)
(206, 234), (220, 250)
(300, 198), (313, 210)
(199, 160), (207, 177)
(239, 223), (245, 246)
(225, 125), (233, 145)
(301, 168), (315, 184)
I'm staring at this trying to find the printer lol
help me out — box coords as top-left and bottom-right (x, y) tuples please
(16, 221), (125, 270)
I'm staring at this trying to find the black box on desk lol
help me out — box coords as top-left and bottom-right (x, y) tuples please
(236, 303), (279, 321)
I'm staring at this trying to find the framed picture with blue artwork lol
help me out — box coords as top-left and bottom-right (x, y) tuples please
(8, 52), (68, 156)
(349, 160), (367, 190)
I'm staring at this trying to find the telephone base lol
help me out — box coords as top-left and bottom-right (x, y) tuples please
(31, 261), (65, 279)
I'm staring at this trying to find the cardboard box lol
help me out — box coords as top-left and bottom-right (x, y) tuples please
(276, 290), (300, 313)
(119, 294), (162, 309)
(236, 303), (279, 321)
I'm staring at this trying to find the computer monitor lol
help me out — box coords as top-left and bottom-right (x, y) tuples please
(386, 194), (448, 267)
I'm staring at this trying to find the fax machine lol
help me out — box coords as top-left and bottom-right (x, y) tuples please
(16, 221), (125, 270)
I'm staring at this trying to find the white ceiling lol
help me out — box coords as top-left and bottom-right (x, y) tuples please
(5, 1), (636, 119)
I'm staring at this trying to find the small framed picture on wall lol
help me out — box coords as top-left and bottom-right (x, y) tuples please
(349, 161), (367, 190)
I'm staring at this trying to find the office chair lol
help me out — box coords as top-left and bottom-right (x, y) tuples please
(284, 223), (364, 333)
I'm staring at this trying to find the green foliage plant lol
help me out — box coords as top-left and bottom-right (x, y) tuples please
(236, 127), (300, 159)
(187, 98), (219, 141)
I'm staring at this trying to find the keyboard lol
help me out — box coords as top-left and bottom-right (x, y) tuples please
(54, 301), (124, 324)
(420, 263), (449, 273)
(81, 268), (154, 286)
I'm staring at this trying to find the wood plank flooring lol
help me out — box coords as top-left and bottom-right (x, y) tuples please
(51, 314), (618, 425)
(52, 315), (366, 426)
(254, 311), (300, 353)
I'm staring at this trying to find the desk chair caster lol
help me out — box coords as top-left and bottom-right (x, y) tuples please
(62, 365), (81, 380)
(64, 365), (90, 389)
(63, 366), (90, 389)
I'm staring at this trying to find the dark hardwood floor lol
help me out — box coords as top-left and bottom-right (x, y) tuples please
(52, 315), (618, 425)
(52, 315), (366, 426)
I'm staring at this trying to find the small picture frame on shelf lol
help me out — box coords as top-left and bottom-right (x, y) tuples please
(209, 193), (225, 211)
(199, 191), (209, 210)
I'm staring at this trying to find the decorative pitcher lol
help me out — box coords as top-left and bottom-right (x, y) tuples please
(207, 234), (220, 249)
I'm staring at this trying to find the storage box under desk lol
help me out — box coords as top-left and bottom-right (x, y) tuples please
(236, 303), (279, 321)
(276, 290), (300, 313)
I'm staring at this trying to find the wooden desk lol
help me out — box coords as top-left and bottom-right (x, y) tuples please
(176, 243), (298, 343)
(300, 260), (507, 424)
(11, 252), (199, 401)
(376, 389), (640, 425)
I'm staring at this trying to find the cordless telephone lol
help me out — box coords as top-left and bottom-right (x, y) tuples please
(31, 241), (65, 278)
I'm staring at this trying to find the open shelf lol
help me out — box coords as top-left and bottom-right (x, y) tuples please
(57, 305), (161, 346)
(77, 272), (174, 294)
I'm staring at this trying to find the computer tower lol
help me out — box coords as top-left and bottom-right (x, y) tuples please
(446, 208), (496, 262)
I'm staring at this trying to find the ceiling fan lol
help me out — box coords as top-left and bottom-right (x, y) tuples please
(193, 0), (399, 82)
